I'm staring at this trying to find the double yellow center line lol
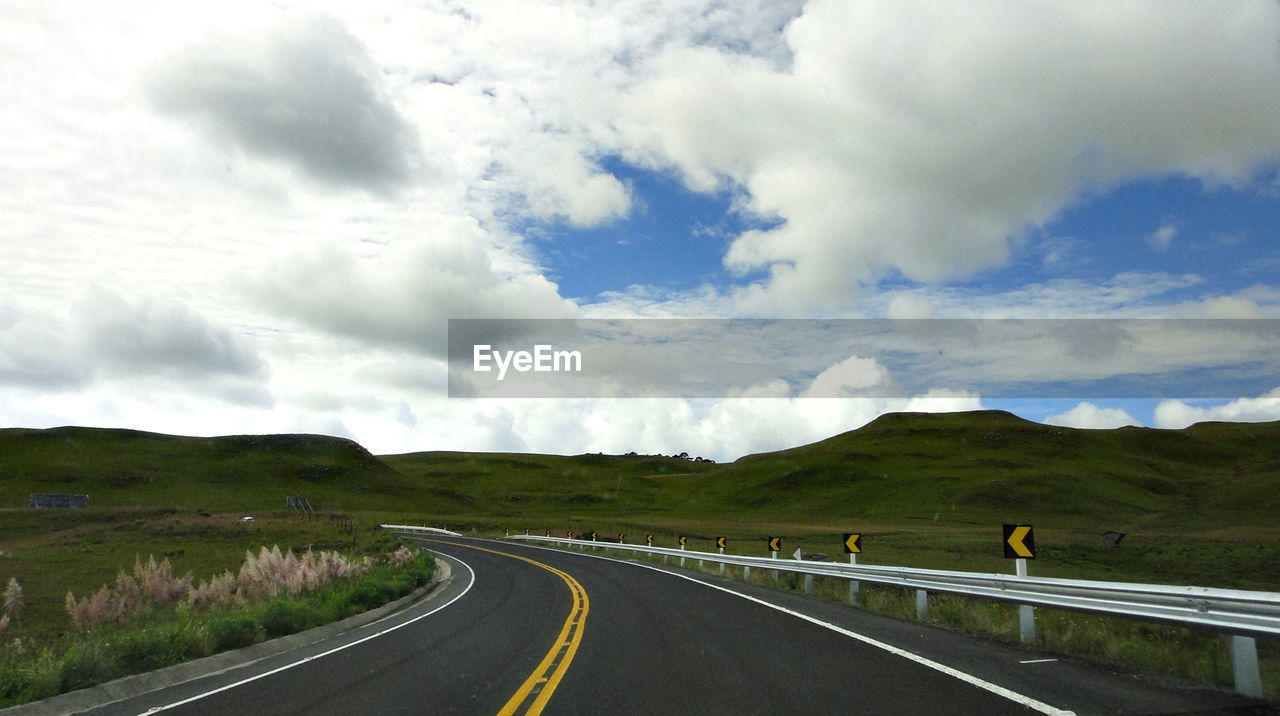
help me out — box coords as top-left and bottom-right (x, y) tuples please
(436, 541), (589, 716)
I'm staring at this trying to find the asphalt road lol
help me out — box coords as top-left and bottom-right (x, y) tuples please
(76, 537), (1272, 715)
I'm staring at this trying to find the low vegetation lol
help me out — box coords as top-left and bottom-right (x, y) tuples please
(0, 535), (432, 708)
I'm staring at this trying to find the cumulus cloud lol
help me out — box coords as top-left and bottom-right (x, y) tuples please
(0, 289), (267, 401)
(801, 355), (897, 398)
(1045, 402), (1139, 429)
(0, 300), (86, 389)
(252, 215), (576, 355)
(438, 389), (983, 462)
(77, 289), (264, 379)
(612, 0), (1280, 312)
(1154, 388), (1280, 429)
(148, 15), (425, 194)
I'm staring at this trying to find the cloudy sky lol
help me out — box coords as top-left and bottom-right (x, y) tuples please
(4, 0), (1280, 461)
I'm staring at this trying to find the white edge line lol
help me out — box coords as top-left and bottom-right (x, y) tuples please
(512, 541), (1076, 716)
(139, 555), (476, 714)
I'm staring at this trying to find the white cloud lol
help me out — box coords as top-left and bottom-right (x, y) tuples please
(1045, 402), (1139, 429)
(801, 355), (896, 398)
(866, 272), (1207, 318)
(1154, 389), (1280, 429)
(1148, 224), (1177, 251)
(611, 0), (1280, 312)
(0, 289), (264, 388)
(251, 214), (576, 355)
(886, 293), (934, 320)
(77, 289), (265, 379)
(148, 15), (426, 194)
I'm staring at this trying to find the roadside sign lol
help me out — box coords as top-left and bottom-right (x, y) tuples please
(843, 533), (862, 554)
(678, 535), (687, 547)
(618, 533), (625, 543)
(590, 531), (598, 542)
(715, 536), (727, 550)
(646, 534), (654, 545)
(767, 536), (782, 552)
(1003, 524), (1035, 559)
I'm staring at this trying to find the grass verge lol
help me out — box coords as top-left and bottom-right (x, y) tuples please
(0, 546), (432, 708)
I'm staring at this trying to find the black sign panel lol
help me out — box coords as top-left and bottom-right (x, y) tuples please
(1003, 524), (1035, 559)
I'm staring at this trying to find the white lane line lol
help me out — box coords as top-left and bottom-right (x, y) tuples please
(1020, 659), (1059, 664)
(513, 542), (1076, 716)
(139, 556), (476, 714)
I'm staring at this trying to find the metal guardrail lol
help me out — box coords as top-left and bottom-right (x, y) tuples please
(504, 534), (1279, 698)
(381, 524), (462, 537)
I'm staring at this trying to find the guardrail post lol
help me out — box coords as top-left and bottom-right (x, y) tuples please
(680, 543), (685, 568)
(804, 574), (814, 595)
(1231, 635), (1263, 698)
(719, 546), (725, 575)
(771, 550), (778, 586)
(916, 589), (928, 620)
(849, 554), (861, 606)
(1017, 558), (1035, 644)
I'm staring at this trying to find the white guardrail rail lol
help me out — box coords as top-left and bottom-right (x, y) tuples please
(488, 534), (1280, 698)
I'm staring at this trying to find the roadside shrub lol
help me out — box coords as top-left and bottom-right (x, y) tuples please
(59, 639), (118, 692)
(208, 614), (259, 651)
(391, 573), (416, 597)
(65, 557), (192, 631)
(112, 622), (206, 673)
(347, 580), (384, 611)
(4, 543), (435, 708)
(258, 600), (318, 638)
(19, 647), (62, 702)
(388, 545), (414, 566)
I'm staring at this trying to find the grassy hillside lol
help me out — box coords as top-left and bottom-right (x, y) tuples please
(0, 426), (453, 514)
(701, 410), (1280, 529)
(4, 411), (1278, 529)
(379, 450), (717, 518)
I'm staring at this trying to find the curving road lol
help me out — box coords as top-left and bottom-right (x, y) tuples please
(76, 537), (1270, 715)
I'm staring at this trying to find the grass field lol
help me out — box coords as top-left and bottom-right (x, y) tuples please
(1, 410), (1277, 700)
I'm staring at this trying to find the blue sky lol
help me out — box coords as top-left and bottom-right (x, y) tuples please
(3, 1), (1280, 460)
(525, 159), (766, 300)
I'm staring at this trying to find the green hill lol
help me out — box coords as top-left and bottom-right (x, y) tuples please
(700, 410), (1280, 528)
(0, 426), (437, 513)
(378, 450), (717, 518)
(2, 411), (1278, 530)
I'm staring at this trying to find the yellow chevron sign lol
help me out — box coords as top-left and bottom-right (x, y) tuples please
(843, 533), (862, 554)
(767, 536), (782, 552)
(1003, 524), (1035, 559)
(715, 536), (727, 549)
(679, 535), (687, 546)
(646, 534), (654, 545)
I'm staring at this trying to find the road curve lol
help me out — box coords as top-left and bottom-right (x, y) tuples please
(76, 536), (1271, 715)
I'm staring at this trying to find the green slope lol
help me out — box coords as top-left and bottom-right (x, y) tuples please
(2, 411), (1278, 529)
(703, 411), (1280, 528)
(378, 450), (717, 518)
(0, 426), (442, 513)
